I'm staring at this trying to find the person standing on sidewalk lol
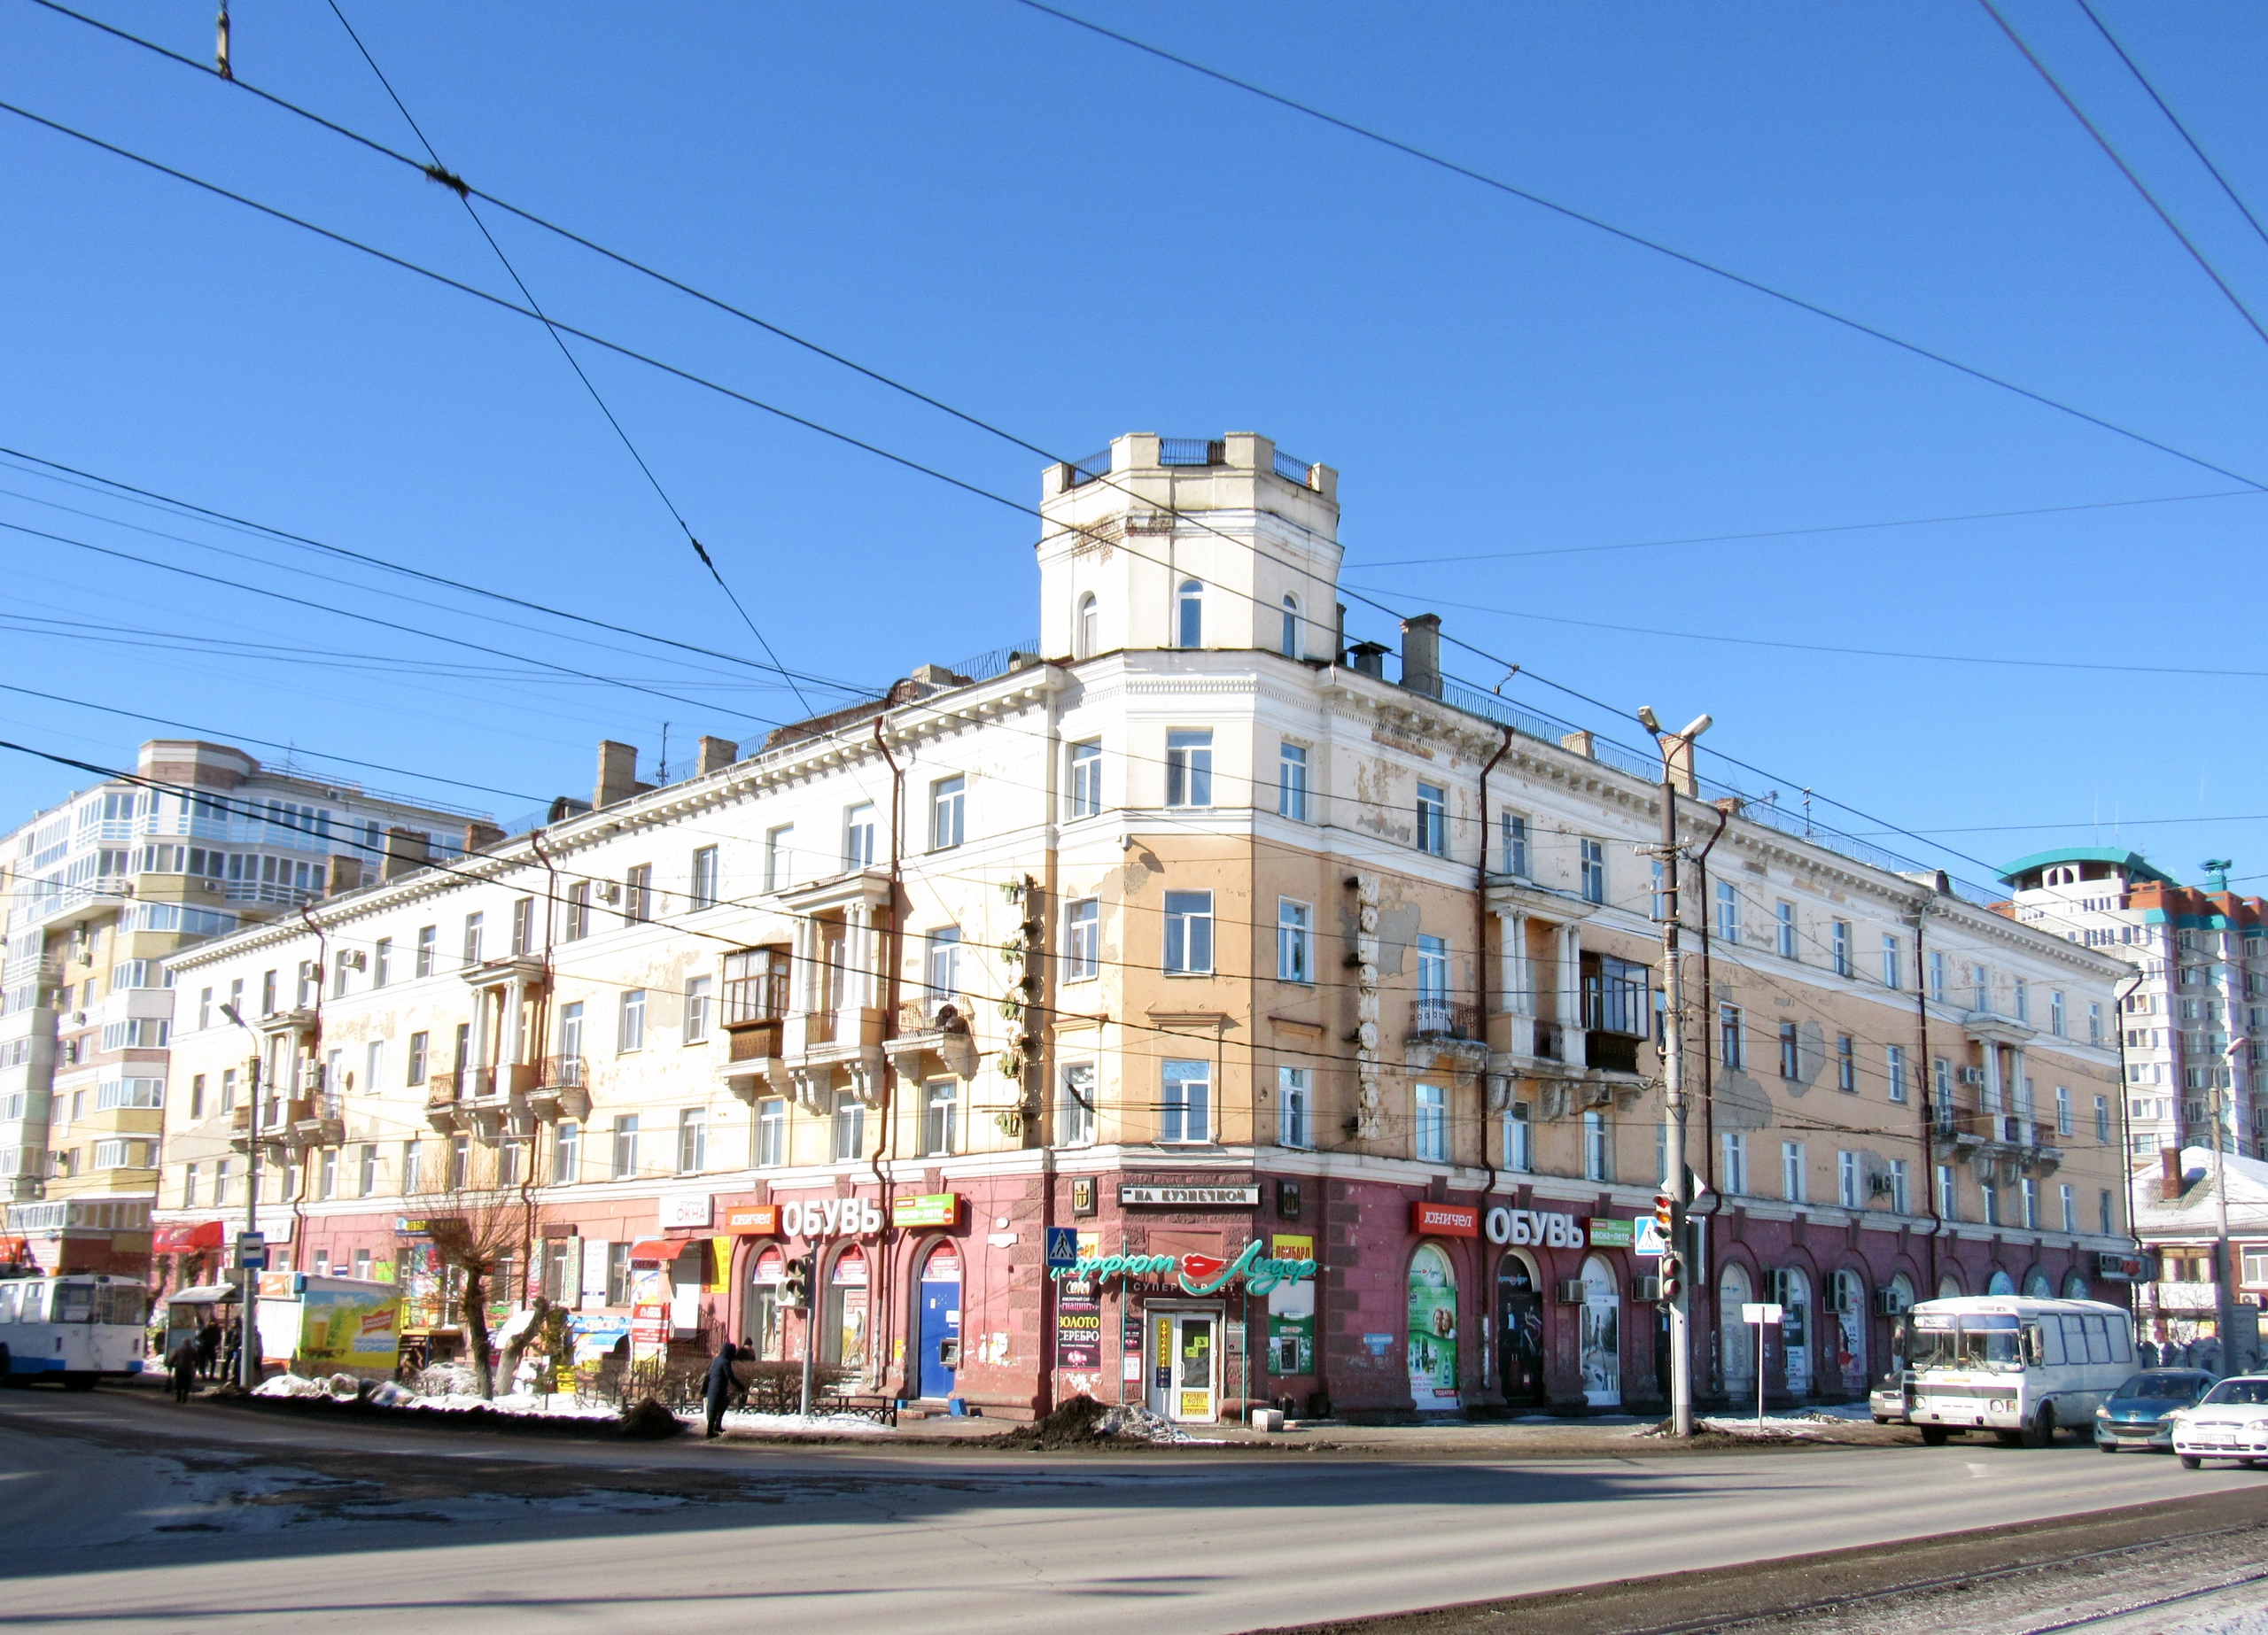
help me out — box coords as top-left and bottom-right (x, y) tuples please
(166, 1336), (199, 1403)
(703, 1337), (742, 1438)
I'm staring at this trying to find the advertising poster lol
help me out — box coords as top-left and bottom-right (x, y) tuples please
(298, 1285), (402, 1369)
(1406, 1246), (1460, 1410)
(629, 1302), (669, 1368)
(1268, 1233), (1315, 1376)
(1056, 1228), (1103, 1372)
(568, 1313), (632, 1365)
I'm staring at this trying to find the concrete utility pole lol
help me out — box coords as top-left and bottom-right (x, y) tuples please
(219, 1003), (260, 1391)
(1638, 705), (1711, 1439)
(2211, 1065), (2237, 1369)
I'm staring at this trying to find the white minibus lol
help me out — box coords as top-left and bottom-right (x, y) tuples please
(1907, 1295), (2134, 1447)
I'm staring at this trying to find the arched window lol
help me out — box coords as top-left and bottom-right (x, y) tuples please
(1177, 580), (1203, 649)
(2022, 1268), (2051, 1298)
(1280, 594), (1301, 658)
(1937, 1271), (1964, 1300)
(1076, 593), (1098, 660)
(1721, 1264), (1754, 1391)
(1407, 1242), (1460, 1412)
(1987, 1268), (2016, 1296)
(2062, 1267), (2090, 1300)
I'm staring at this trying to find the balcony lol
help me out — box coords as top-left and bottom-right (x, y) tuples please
(2150, 1281), (2223, 1313)
(255, 1006), (320, 1041)
(1585, 1030), (1643, 1076)
(726, 1019), (783, 1064)
(1410, 1001), (1481, 1042)
(889, 997), (976, 1081)
(290, 1095), (344, 1150)
(424, 1072), (461, 1132)
(524, 1056), (590, 1123)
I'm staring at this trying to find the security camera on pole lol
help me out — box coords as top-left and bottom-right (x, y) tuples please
(1637, 704), (1711, 1439)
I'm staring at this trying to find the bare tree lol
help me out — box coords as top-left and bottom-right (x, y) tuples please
(414, 1143), (547, 1399)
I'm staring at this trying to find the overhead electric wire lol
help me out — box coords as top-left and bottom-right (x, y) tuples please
(1005, 0), (2268, 492)
(1977, 0), (2268, 353)
(316, 0), (812, 717)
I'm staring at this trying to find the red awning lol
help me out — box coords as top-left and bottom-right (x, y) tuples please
(152, 1221), (227, 1254)
(625, 1239), (682, 1263)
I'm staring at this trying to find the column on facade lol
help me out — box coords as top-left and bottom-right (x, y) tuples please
(501, 976), (528, 1069)
(845, 903), (874, 1011)
(1558, 922), (1586, 1067)
(2008, 1045), (2030, 1133)
(1495, 907), (1534, 1058)
(1982, 1038), (2003, 1119)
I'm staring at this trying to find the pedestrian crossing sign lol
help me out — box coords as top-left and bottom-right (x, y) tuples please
(1045, 1227), (1079, 1270)
(1632, 1217), (1668, 1258)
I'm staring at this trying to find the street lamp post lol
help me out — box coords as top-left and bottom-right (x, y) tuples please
(218, 1004), (262, 1391)
(1638, 705), (1711, 1439)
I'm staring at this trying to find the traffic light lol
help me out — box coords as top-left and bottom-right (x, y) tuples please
(1657, 1251), (1683, 1305)
(1653, 1189), (1675, 1235)
(781, 1254), (812, 1311)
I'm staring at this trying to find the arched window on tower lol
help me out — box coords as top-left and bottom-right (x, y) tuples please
(1076, 593), (1098, 660)
(1280, 594), (1301, 659)
(1177, 580), (1203, 649)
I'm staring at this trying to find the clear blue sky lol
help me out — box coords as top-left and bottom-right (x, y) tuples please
(4, 1), (2267, 892)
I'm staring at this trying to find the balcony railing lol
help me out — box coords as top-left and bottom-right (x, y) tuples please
(1534, 1019), (1564, 1062)
(1586, 1030), (1642, 1075)
(897, 995), (967, 1033)
(425, 1072), (460, 1112)
(725, 1022), (781, 1064)
(540, 1055), (586, 1088)
(1410, 1001), (1482, 1042)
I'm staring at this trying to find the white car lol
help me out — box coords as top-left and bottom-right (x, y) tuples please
(2171, 1375), (2268, 1469)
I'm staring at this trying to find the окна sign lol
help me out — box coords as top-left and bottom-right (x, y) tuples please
(780, 1198), (882, 1238)
(1483, 1207), (1585, 1247)
(1050, 1237), (1317, 1297)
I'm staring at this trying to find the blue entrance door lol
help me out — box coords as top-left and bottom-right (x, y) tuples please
(918, 1244), (961, 1399)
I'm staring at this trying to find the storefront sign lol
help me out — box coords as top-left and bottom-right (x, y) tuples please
(1055, 1284), (1100, 1369)
(892, 1193), (960, 1228)
(1050, 1236), (1317, 1297)
(658, 1193), (713, 1229)
(2097, 1251), (2148, 1282)
(1411, 1201), (1479, 1237)
(1483, 1207), (1586, 1247)
(780, 1197), (883, 1238)
(1119, 1185), (1262, 1207)
(1268, 1233), (1315, 1375)
(1588, 1218), (1635, 1249)
(724, 1205), (781, 1236)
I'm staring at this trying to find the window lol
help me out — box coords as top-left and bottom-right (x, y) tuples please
(756, 1099), (785, 1167)
(1417, 934), (1449, 1006)
(1068, 744), (1102, 819)
(1280, 594), (1301, 657)
(929, 778), (965, 850)
(198, 986), (213, 1031)
(1982, 1182), (2002, 1228)
(319, 1148), (337, 1201)
(1166, 730), (1213, 807)
(2059, 1182), (2076, 1233)
(764, 825), (796, 892)
(1932, 1056), (1952, 1118)
(2050, 989), (2066, 1037)
(925, 928), (961, 997)
(1719, 1003), (1745, 1069)
(1970, 963), (1989, 1011)
(1164, 891), (1214, 974)
(502, 896), (532, 957)
(1715, 882), (1742, 943)
(1416, 1084), (1447, 1162)
(407, 1032), (429, 1087)
(610, 1115), (640, 1180)
(1886, 1044), (1907, 1103)
(220, 1068), (237, 1112)
(618, 989), (646, 1053)
(2020, 1177), (2039, 1229)
(1888, 1158), (1910, 1215)
(214, 1158), (235, 1206)
(1838, 1150), (1860, 1209)
(690, 846), (720, 909)
(1830, 920), (1851, 977)
(684, 977), (712, 1044)
(1775, 902), (1797, 958)
(1278, 1065), (1309, 1149)
(624, 864), (652, 923)
(1650, 859), (1667, 921)
(449, 1135), (471, 1189)
(1580, 840), (1605, 904)
(2088, 1002), (2103, 1046)
(677, 1109), (706, 1174)
(190, 1074), (206, 1119)
(1161, 1060), (1211, 1143)
(1060, 1064), (1096, 1147)
(1277, 899), (1312, 984)
(1416, 784), (1447, 856)
(2055, 1085), (2071, 1135)
(357, 1143), (377, 1197)
(333, 952), (352, 999)
(1064, 899), (1099, 981)
(558, 1002), (584, 1065)
(1836, 1034), (1856, 1093)
(606, 1244), (633, 1307)
(1778, 1022), (1801, 1081)
(1076, 592), (1099, 659)
(922, 1080), (957, 1157)
(462, 913), (484, 969)
(1278, 743), (1309, 821)
(372, 939), (391, 988)
(363, 1039), (384, 1096)
(2014, 978), (2030, 1023)
(1782, 1141), (1806, 1203)
(1176, 578), (1203, 648)
(260, 969), (277, 1014)
(1929, 950), (1946, 1002)
(1502, 812), (1529, 877)
(2095, 1095), (2110, 1143)
(1504, 1101), (1534, 1172)
(402, 1139), (423, 1196)
(1584, 1111), (1611, 1181)
(1882, 934), (1901, 989)
(2100, 1189), (2115, 1235)
(565, 885), (590, 941)
(831, 1091), (865, 1162)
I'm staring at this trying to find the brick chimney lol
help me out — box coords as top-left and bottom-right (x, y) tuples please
(1400, 613), (1442, 700)
(381, 827), (430, 882)
(695, 736), (739, 778)
(464, 820), (506, 853)
(2160, 1145), (2186, 1202)
(594, 740), (642, 809)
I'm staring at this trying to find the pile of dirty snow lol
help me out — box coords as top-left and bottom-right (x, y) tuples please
(1095, 1403), (1215, 1445)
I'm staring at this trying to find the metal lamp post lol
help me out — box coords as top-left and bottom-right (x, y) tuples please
(218, 1003), (263, 1390)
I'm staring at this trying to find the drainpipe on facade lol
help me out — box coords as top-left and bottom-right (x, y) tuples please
(1911, 898), (1940, 1307)
(1689, 808), (1728, 1400)
(294, 902), (326, 1273)
(1475, 726), (1511, 1407)
(1037, 668), (1065, 1420)
(872, 711), (908, 1399)
(526, 829), (562, 1314)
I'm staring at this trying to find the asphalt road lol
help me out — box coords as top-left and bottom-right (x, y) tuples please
(0, 1386), (2257, 1634)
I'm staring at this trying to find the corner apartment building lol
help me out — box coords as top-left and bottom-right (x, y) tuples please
(0, 739), (492, 1273)
(2000, 850), (2268, 1162)
(153, 432), (2132, 1421)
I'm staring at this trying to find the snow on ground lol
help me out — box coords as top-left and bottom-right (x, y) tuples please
(251, 1373), (618, 1420)
(695, 1409), (894, 1435)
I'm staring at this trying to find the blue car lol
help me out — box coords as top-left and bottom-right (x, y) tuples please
(2095, 1368), (2216, 1453)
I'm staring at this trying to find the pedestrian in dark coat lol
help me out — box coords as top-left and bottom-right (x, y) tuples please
(167, 1337), (199, 1403)
(195, 1321), (221, 1380)
(703, 1338), (740, 1438)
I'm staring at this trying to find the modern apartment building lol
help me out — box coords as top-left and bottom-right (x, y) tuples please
(1999, 850), (2268, 1162)
(0, 739), (492, 1273)
(152, 433), (2132, 1420)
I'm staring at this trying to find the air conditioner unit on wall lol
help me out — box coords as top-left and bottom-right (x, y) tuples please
(1957, 1067), (1986, 1086)
(1554, 1280), (1587, 1306)
(1629, 1276), (1663, 1304)
(1875, 1290), (1908, 1317)
(339, 951), (366, 971)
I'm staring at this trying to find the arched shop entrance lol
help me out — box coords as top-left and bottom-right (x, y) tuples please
(1579, 1253), (1620, 1406)
(1778, 1268), (1813, 1396)
(825, 1244), (868, 1376)
(1407, 1244), (1460, 1412)
(1720, 1264), (1754, 1400)
(743, 1244), (786, 1360)
(1829, 1269), (1867, 1395)
(1496, 1251), (1545, 1405)
(916, 1242), (961, 1400)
